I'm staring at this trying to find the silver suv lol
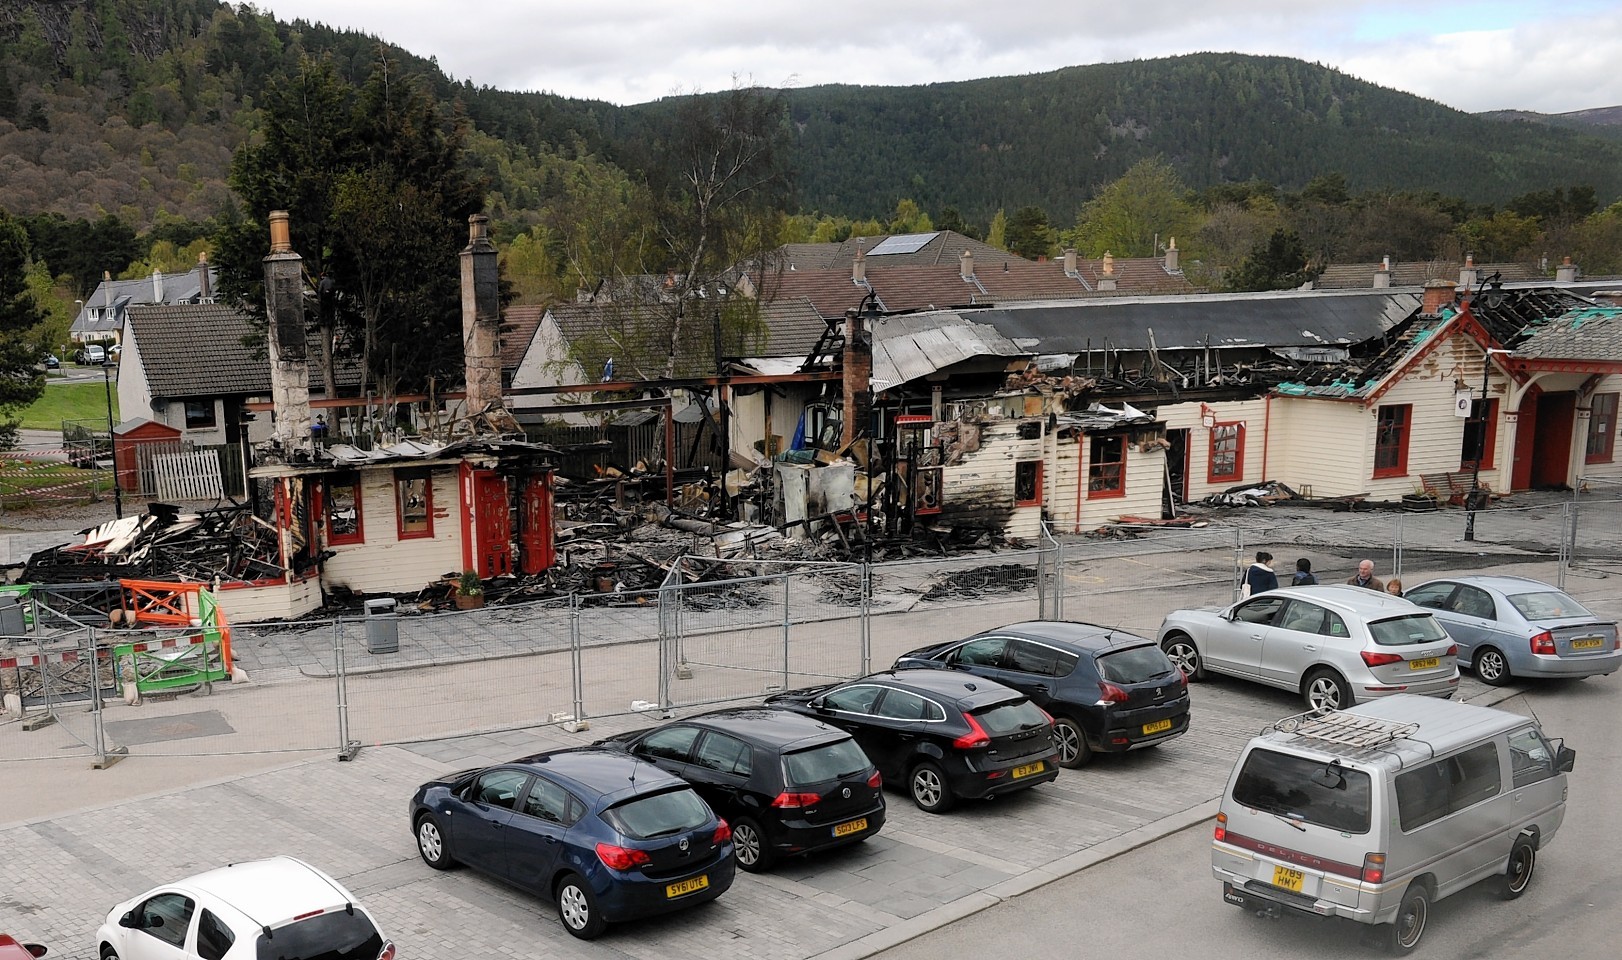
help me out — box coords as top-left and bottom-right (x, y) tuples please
(1157, 585), (1460, 711)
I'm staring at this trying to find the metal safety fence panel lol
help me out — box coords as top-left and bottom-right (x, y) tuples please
(1054, 525), (1242, 625)
(659, 571), (800, 712)
(865, 550), (1047, 667)
(574, 588), (663, 722)
(1567, 494), (1622, 580)
(0, 631), (105, 763)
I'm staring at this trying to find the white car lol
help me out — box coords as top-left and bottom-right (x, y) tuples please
(1156, 585), (1460, 711)
(97, 856), (393, 960)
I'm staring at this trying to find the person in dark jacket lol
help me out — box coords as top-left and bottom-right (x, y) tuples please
(1292, 558), (1318, 586)
(1243, 551), (1279, 598)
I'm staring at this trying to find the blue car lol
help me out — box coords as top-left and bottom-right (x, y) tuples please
(1405, 575), (1621, 685)
(409, 747), (736, 939)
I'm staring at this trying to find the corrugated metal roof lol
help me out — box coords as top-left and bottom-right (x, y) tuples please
(871, 312), (1028, 390)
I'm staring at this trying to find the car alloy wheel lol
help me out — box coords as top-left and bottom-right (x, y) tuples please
(732, 817), (773, 872)
(1052, 717), (1091, 769)
(1474, 647), (1511, 686)
(1303, 669), (1349, 712)
(910, 761), (955, 813)
(1161, 635), (1203, 680)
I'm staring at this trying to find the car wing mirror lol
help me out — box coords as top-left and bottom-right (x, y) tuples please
(810, 698), (831, 713)
(1556, 743), (1576, 773)
(119, 911), (137, 928)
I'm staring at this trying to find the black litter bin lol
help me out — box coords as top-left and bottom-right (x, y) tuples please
(364, 597), (399, 654)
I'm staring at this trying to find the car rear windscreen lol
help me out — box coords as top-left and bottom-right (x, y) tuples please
(602, 787), (711, 840)
(784, 738), (870, 787)
(1097, 645), (1175, 683)
(1367, 614), (1450, 647)
(1232, 748), (1372, 834)
(970, 699), (1049, 736)
(257, 909), (383, 960)
(1508, 590), (1595, 621)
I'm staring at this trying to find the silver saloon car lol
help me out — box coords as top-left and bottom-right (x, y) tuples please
(1157, 585), (1460, 711)
(1404, 575), (1622, 685)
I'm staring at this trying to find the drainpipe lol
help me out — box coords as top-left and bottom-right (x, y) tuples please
(1073, 434), (1086, 534)
(1261, 395), (1272, 481)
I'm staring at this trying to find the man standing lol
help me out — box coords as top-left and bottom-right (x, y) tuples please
(1347, 559), (1386, 591)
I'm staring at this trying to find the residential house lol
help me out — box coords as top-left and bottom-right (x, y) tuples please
(70, 255), (218, 345)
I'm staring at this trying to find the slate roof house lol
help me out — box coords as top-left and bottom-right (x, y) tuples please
(71, 255), (219, 343)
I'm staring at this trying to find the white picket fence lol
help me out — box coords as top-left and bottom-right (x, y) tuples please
(151, 449), (224, 501)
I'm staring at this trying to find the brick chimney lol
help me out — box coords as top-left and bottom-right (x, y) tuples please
(460, 214), (503, 417)
(1421, 278), (1457, 317)
(853, 238), (867, 283)
(1062, 248), (1078, 275)
(1459, 253), (1477, 290)
(959, 249), (974, 281)
(263, 210), (313, 455)
(1164, 237), (1179, 272)
(1374, 255), (1391, 289)
(196, 252), (212, 301)
(1556, 256), (1579, 283)
(841, 307), (873, 450)
(1098, 251), (1118, 292)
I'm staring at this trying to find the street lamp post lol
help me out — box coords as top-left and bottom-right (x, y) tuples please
(103, 360), (123, 519)
(1464, 346), (1512, 542)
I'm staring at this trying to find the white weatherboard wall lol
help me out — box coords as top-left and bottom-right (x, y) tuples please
(939, 419), (1043, 542)
(1360, 334), (1505, 502)
(1269, 398), (1370, 498)
(1581, 373), (1622, 483)
(1157, 398), (1270, 500)
(322, 465), (463, 593)
(216, 575), (323, 622)
(1048, 433), (1164, 532)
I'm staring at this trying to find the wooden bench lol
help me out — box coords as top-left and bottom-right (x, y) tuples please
(1419, 471), (1474, 505)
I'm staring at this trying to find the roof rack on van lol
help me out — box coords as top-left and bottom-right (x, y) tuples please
(1271, 709), (1419, 749)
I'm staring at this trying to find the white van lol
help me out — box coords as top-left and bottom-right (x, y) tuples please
(1212, 695), (1574, 954)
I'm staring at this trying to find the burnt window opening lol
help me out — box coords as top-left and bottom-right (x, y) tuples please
(1015, 460), (1043, 506)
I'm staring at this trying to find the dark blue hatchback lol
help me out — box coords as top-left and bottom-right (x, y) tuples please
(409, 747), (736, 939)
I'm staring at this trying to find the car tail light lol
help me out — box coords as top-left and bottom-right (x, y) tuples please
(1361, 852), (1386, 884)
(1445, 644), (1458, 657)
(771, 791), (822, 809)
(377, 943), (396, 960)
(292, 909), (324, 921)
(1097, 681), (1129, 704)
(952, 712), (992, 749)
(1531, 631), (1556, 655)
(595, 842), (652, 870)
(867, 769), (882, 789)
(1360, 651), (1405, 668)
(1214, 812), (1227, 843)
(1175, 668), (1188, 688)
(713, 819), (732, 845)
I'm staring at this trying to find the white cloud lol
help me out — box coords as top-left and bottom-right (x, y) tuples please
(251, 1), (1622, 113)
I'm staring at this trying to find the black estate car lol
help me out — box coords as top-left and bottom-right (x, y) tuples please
(765, 669), (1060, 813)
(896, 621), (1190, 768)
(598, 707), (884, 872)
(409, 747), (735, 940)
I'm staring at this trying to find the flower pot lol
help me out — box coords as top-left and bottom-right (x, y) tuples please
(1401, 493), (1438, 513)
(454, 592), (485, 610)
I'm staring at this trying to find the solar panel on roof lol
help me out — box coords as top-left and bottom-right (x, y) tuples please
(868, 232), (940, 256)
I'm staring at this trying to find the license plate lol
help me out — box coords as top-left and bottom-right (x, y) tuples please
(832, 818), (867, 838)
(1409, 657), (1440, 670)
(1572, 637), (1604, 650)
(665, 875), (709, 898)
(1271, 865), (1305, 892)
(1143, 718), (1173, 735)
(1011, 761), (1045, 779)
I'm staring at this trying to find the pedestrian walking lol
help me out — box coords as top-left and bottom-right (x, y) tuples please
(1292, 558), (1318, 586)
(1347, 559), (1386, 591)
(1243, 551), (1279, 598)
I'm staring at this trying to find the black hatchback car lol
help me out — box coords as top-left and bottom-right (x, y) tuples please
(409, 747), (735, 940)
(597, 707), (885, 872)
(765, 669), (1060, 813)
(895, 621), (1190, 768)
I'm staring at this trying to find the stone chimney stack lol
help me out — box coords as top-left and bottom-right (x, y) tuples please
(852, 239), (867, 283)
(1098, 251), (1118, 292)
(197, 252), (212, 301)
(1459, 253), (1477, 290)
(152, 269), (164, 303)
(460, 214), (503, 417)
(1556, 256), (1579, 283)
(1421, 278), (1457, 317)
(1374, 255), (1391, 289)
(103, 271), (113, 310)
(841, 306), (873, 451)
(263, 210), (313, 456)
(1063, 248), (1078, 275)
(1164, 237), (1179, 272)
(959, 249), (975, 281)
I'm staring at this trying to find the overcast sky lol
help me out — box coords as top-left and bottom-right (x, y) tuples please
(251, 1), (1622, 115)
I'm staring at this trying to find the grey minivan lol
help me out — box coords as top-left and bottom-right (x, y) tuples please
(1214, 696), (1575, 954)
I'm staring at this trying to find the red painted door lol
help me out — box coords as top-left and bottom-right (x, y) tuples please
(1532, 392), (1576, 489)
(473, 471), (512, 577)
(1511, 392), (1539, 492)
(519, 473), (556, 575)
